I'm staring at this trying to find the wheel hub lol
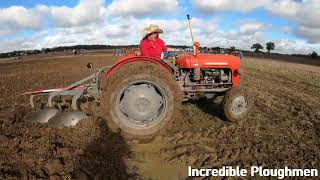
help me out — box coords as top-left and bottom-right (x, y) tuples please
(120, 84), (163, 123)
(231, 96), (247, 114)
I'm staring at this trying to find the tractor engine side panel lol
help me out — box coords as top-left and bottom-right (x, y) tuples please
(177, 68), (233, 88)
(175, 54), (241, 87)
(176, 68), (235, 100)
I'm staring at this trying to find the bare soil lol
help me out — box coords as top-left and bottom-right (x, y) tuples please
(0, 54), (319, 179)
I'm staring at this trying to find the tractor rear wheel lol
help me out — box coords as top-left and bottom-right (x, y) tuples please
(102, 61), (181, 138)
(222, 88), (251, 122)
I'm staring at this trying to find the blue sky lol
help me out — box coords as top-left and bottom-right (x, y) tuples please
(0, 0), (319, 54)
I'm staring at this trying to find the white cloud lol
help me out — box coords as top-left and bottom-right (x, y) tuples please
(0, 0), (106, 36)
(0, 5), (45, 35)
(1, 0), (320, 55)
(265, 0), (299, 18)
(46, 0), (106, 28)
(106, 0), (179, 17)
(293, 0), (320, 43)
(296, 26), (320, 44)
(266, 0), (320, 43)
(296, 1), (320, 28)
(274, 39), (320, 54)
(192, 0), (299, 16)
(0, 37), (38, 53)
(2, 15), (319, 55)
(192, 0), (268, 13)
(239, 21), (271, 34)
(267, 0), (320, 29)
(279, 26), (291, 34)
(192, 0), (320, 43)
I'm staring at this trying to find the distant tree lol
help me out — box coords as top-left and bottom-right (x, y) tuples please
(266, 42), (275, 53)
(230, 46), (236, 52)
(251, 43), (264, 52)
(41, 48), (50, 54)
(33, 50), (41, 54)
(311, 51), (318, 59)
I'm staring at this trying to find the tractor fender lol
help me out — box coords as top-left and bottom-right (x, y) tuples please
(104, 56), (174, 79)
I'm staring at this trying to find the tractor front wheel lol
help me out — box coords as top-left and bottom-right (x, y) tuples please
(102, 61), (181, 139)
(222, 88), (251, 122)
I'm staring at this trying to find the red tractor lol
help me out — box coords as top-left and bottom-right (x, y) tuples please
(23, 15), (251, 138)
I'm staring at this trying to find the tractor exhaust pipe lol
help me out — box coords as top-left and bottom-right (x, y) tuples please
(187, 14), (200, 57)
(187, 14), (195, 45)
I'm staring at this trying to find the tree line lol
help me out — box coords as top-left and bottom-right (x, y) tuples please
(0, 43), (318, 59)
(251, 42), (318, 59)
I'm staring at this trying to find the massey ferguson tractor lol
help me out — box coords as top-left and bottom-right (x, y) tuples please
(22, 15), (251, 138)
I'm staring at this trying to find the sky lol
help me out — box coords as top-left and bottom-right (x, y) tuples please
(1, 0), (320, 54)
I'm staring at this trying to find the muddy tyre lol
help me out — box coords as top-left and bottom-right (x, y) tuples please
(222, 88), (251, 122)
(102, 61), (181, 138)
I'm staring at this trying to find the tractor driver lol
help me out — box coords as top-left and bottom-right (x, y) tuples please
(139, 24), (175, 60)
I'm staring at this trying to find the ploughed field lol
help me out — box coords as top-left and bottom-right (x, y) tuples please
(0, 53), (319, 179)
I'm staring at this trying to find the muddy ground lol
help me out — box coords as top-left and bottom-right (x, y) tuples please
(0, 53), (319, 179)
